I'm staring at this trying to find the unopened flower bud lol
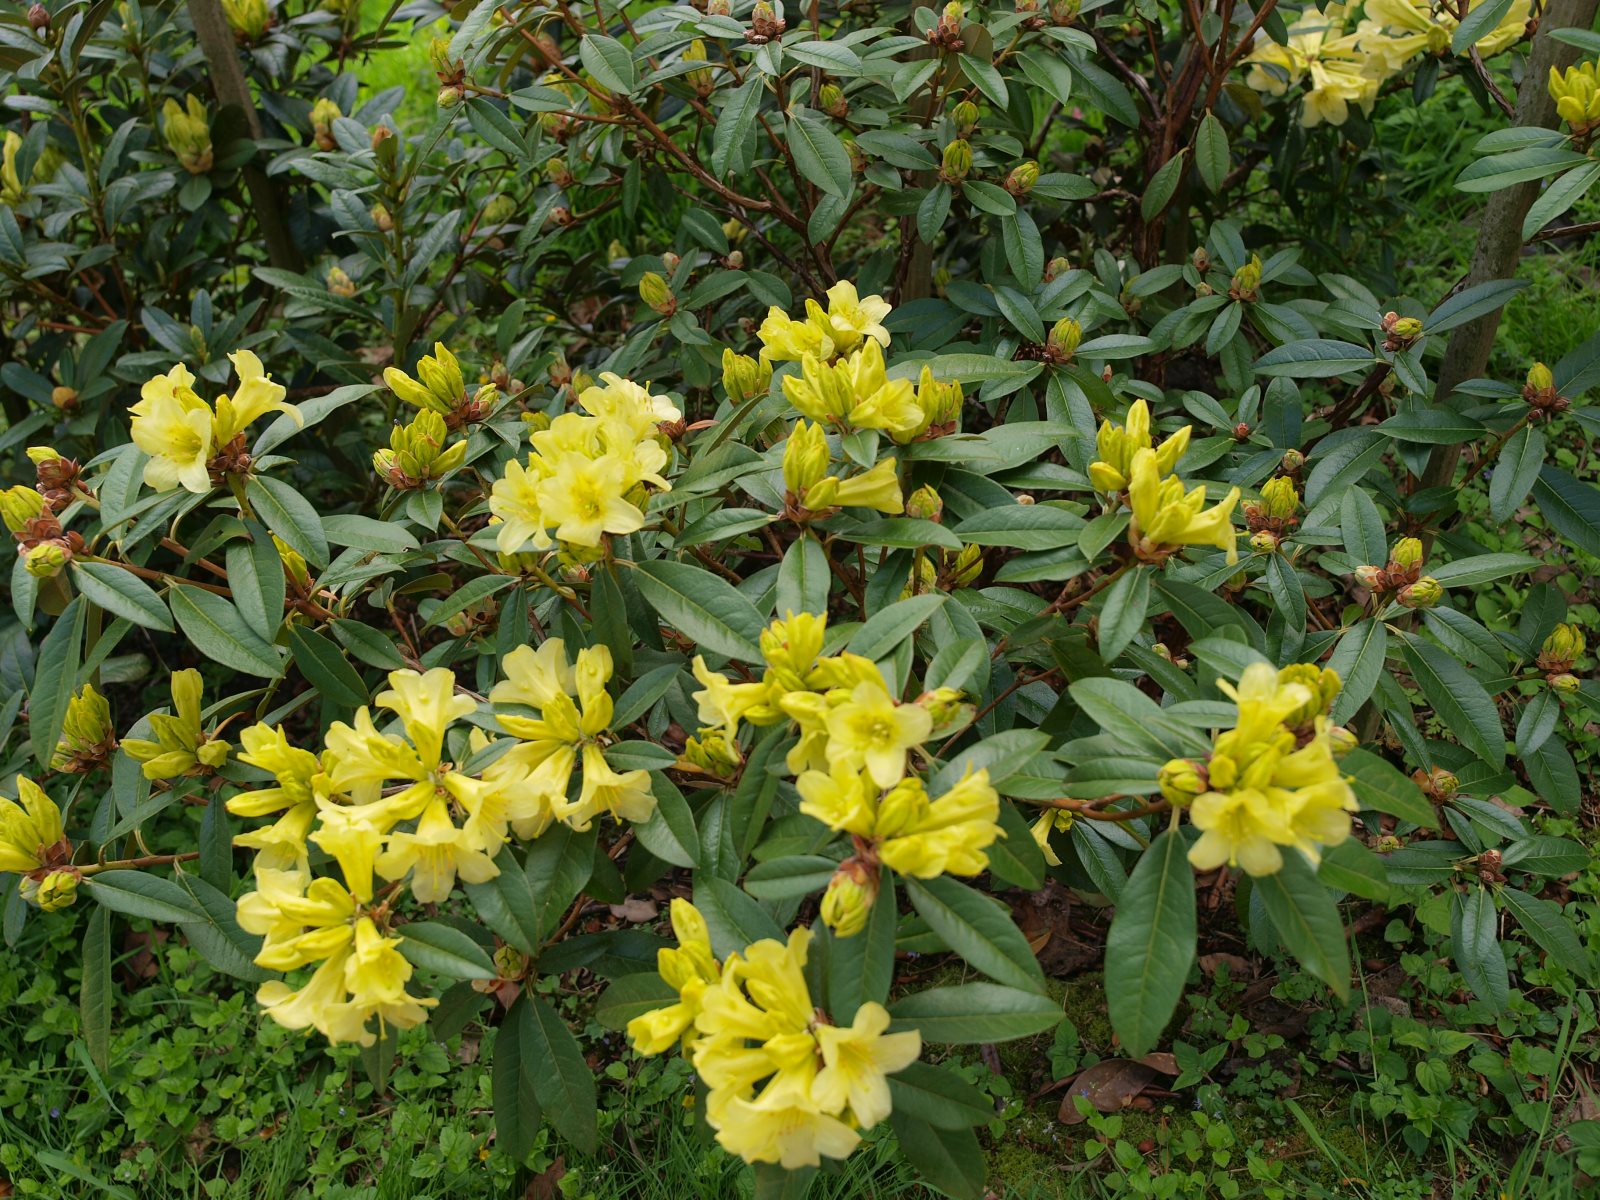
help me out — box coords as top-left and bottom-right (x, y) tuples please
(28, 3), (49, 31)
(161, 95), (214, 174)
(638, 271), (676, 316)
(1230, 253), (1262, 300)
(0, 485), (46, 533)
(1049, 0), (1079, 23)
(683, 38), (714, 96)
(1353, 564), (1385, 590)
(25, 541), (68, 577)
(950, 542), (982, 586)
(437, 85), (464, 108)
(1158, 758), (1206, 806)
(1047, 316), (1081, 359)
(875, 778), (930, 838)
(819, 83), (848, 118)
(1326, 725), (1358, 756)
(35, 870), (78, 912)
(1390, 537), (1423, 571)
(906, 485), (944, 522)
(1398, 576), (1442, 609)
(370, 203), (394, 231)
(1005, 160), (1040, 196)
(1390, 316), (1422, 340)
(783, 420), (831, 495)
(326, 265), (356, 298)
(939, 138), (972, 183)
(1412, 766), (1457, 801)
(722, 349), (771, 401)
(1250, 530), (1279, 553)
(1044, 256), (1070, 282)
(483, 193), (516, 224)
(821, 860), (879, 938)
(951, 100), (979, 136)
(1526, 361), (1553, 393)
(1281, 448), (1304, 472)
(660, 251), (681, 274)
(1549, 672), (1580, 693)
(1538, 622), (1584, 672)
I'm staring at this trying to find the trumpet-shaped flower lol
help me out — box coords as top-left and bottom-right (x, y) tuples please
(825, 680), (932, 788)
(1126, 448), (1239, 562)
(129, 364), (214, 494)
(375, 796), (500, 902)
(0, 777), (65, 873)
(812, 1003), (921, 1127)
(782, 341), (921, 435)
(122, 669), (231, 779)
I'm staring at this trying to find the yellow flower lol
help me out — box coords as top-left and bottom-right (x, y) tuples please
(802, 457), (905, 515)
(489, 456), (555, 554)
(782, 341), (921, 434)
(1088, 399), (1190, 493)
(691, 657), (778, 734)
(1126, 448), (1239, 562)
(811, 1002), (921, 1127)
(537, 452), (645, 546)
(722, 349), (773, 401)
(1549, 60), (1600, 134)
(1029, 808), (1073, 867)
(628, 899), (722, 1054)
(565, 743), (655, 829)
(1243, 10), (1378, 127)
(212, 350), (296, 442)
(711, 1099), (862, 1169)
(121, 669), (231, 778)
(129, 364), (214, 494)
(877, 768), (1001, 878)
(782, 420), (831, 494)
(824, 680), (933, 788)
(0, 777), (65, 872)
(221, 0), (271, 40)
(1186, 664), (1357, 877)
(797, 760), (879, 837)
(374, 796), (500, 902)
(815, 280), (892, 354)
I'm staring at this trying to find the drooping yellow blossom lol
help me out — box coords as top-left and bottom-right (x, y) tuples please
(802, 457), (906, 515)
(489, 376), (677, 554)
(631, 920), (920, 1169)
(782, 341), (921, 435)
(1126, 448), (1240, 563)
(1361, 0), (1529, 74)
(1029, 808), (1074, 867)
(385, 343), (468, 415)
(0, 777), (65, 873)
(758, 280), (892, 363)
(374, 796), (500, 903)
(1088, 399), (1190, 494)
(129, 352), (298, 494)
(626, 899), (722, 1054)
(1175, 663), (1357, 877)
(489, 639), (656, 830)
(1243, 9), (1379, 128)
(121, 669), (231, 779)
(1549, 61), (1600, 136)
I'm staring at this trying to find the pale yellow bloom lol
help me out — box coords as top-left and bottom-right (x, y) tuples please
(0, 777), (65, 873)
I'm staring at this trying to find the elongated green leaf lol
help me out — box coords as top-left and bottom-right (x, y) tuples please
(168, 586), (283, 678)
(1450, 0), (1514, 52)
(1426, 277), (1527, 334)
(579, 34), (637, 93)
(891, 1111), (984, 1200)
(1499, 885), (1590, 977)
(631, 560), (764, 661)
(84, 870), (207, 924)
(463, 846), (542, 956)
(695, 876), (784, 959)
(72, 562), (172, 631)
(1141, 149), (1186, 220)
(247, 476), (329, 567)
(1096, 565), (1149, 662)
(1342, 748), (1438, 828)
(1194, 112), (1229, 193)
(887, 1060), (995, 1130)
(1488, 425), (1545, 522)
(528, 996), (599, 1154)
(847, 593), (946, 661)
(1255, 852), (1350, 1000)
(286, 625), (368, 708)
(1399, 639), (1504, 766)
(493, 998), (544, 1163)
(889, 982), (1061, 1043)
(595, 970), (679, 1030)
(1327, 620), (1387, 725)
(787, 109), (851, 198)
(712, 75), (762, 179)
(1521, 160), (1600, 239)
(1105, 829), (1196, 1057)
(524, 824), (595, 940)
(397, 921), (497, 980)
(81, 904), (111, 1071)
(29, 597), (85, 765)
(828, 874), (896, 1023)
(905, 876), (1045, 993)
(1531, 464), (1600, 557)
(1456, 146), (1591, 193)
(1254, 339), (1374, 378)
(1451, 887), (1508, 1011)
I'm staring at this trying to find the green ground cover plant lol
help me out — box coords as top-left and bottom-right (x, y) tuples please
(1, 0), (1599, 1195)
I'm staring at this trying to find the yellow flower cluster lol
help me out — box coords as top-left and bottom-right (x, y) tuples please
(628, 901), (921, 1169)
(691, 612), (1000, 933)
(759, 283), (959, 444)
(0, 777), (65, 874)
(1162, 663), (1356, 877)
(1550, 61), (1600, 136)
(1244, 0), (1529, 128)
(489, 373), (678, 554)
(758, 280), (892, 363)
(1089, 400), (1238, 563)
(121, 669), (230, 779)
(162, 96), (213, 174)
(781, 421), (906, 515)
(129, 352), (299, 494)
(227, 653), (654, 1044)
